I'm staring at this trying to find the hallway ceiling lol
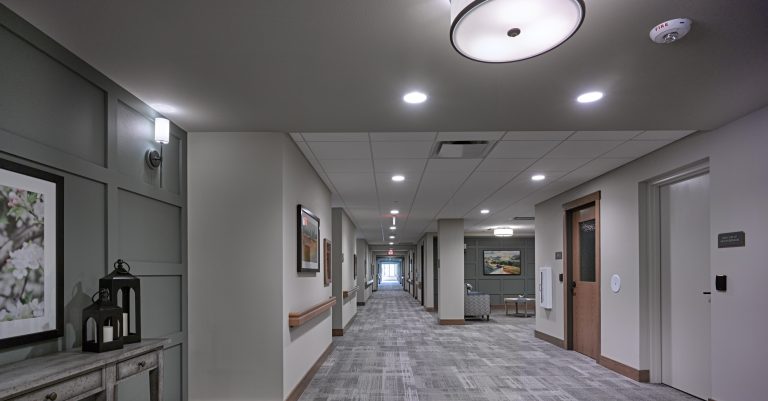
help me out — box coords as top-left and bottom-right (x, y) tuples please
(3, 1), (767, 133)
(4, 1), (767, 244)
(293, 130), (693, 243)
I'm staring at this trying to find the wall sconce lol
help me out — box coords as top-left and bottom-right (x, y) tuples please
(145, 117), (169, 169)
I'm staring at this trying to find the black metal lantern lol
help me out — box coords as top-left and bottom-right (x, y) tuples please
(82, 288), (124, 353)
(99, 259), (141, 344)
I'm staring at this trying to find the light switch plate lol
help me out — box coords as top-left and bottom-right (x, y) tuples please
(611, 274), (621, 293)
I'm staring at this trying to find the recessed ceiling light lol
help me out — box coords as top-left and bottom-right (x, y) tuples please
(390, 209), (400, 215)
(392, 175), (405, 182)
(389, 242), (394, 245)
(390, 226), (397, 230)
(480, 209), (490, 214)
(532, 174), (546, 181)
(576, 91), (604, 103)
(389, 235), (395, 239)
(403, 91), (427, 104)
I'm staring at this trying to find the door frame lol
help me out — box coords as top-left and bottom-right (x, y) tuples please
(562, 191), (601, 355)
(641, 160), (709, 383)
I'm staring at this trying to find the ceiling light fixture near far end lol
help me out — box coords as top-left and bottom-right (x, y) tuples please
(389, 235), (395, 239)
(577, 91), (603, 103)
(531, 174), (546, 181)
(480, 209), (490, 214)
(390, 209), (400, 215)
(389, 242), (395, 245)
(392, 175), (405, 182)
(390, 226), (397, 230)
(450, 0), (585, 63)
(494, 228), (514, 237)
(403, 91), (428, 104)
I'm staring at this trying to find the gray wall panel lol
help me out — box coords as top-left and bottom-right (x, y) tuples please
(464, 236), (535, 303)
(118, 189), (182, 263)
(0, 25), (105, 166)
(138, 276), (182, 338)
(0, 8), (187, 401)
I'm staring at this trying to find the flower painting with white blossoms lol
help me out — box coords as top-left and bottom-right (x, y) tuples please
(0, 160), (62, 349)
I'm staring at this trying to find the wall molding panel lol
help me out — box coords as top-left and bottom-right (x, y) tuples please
(0, 6), (188, 401)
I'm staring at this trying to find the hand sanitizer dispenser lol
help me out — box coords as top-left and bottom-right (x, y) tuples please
(539, 267), (553, 310)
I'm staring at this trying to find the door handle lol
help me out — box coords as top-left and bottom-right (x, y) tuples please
(571, 281), (577, 288)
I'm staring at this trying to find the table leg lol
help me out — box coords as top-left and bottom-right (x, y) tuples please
(96, 365), (117, 401)
(150, 350), (164, 401)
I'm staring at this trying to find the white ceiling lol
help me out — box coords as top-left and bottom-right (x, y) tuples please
(293, 130), (694, 244)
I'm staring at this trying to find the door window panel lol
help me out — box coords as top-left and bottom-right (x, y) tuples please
(579, 219), (596, 282)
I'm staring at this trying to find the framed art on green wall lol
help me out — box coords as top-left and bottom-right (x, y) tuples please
(297, 204), (320, 273)
(0, 157), (64, 349)
(482, 250), (521, 275)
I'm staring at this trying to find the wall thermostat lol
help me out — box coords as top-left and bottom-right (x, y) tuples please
(610, 274), (621, 293)
(650, 18), (692, 44)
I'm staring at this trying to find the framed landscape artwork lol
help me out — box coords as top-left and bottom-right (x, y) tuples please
(482, 250), (522, 275)
(297, 205), (320, 273)
(0, 158), (64, 349)
(323, 239), (331, 286)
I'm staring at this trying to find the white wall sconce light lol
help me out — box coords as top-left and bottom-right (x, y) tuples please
(146, 117), (169, 169)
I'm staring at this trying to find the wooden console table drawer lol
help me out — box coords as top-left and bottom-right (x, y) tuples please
(9, 370), (102, 401)
(117, 351), (158, 381)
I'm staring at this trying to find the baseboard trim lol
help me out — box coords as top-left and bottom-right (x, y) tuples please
(438, 319), (465, 325)
(331, 329), (343, 336)
(425, 306), (435, 312)
(285, 342), (335, 401)
(598, 355), (650, 383)
(534, 330), (564, 348)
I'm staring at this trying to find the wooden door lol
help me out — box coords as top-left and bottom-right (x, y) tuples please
(571, 205), (600, 360)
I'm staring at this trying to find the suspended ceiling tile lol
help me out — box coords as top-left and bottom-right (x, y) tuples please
(301, 132), (369, 141)
(528, 158), (592, 172)
(319, 158), (374, 173)
(373, 158), (427, 173)
(570, 131), (643, 141)
(370, 132), (437, 141)
(634, 130), (696, 141)
(372, 141), (434, 158)
(502, 131), (573, 141)
(546, 140), (623, 158)
(487, 141), (561, 158)
(601, 140), (672, 158)
(307, 141), (372, 159)
(436, 131), (505, 141)
(476, 158), (536, 172)
(425, 158), (481, 172)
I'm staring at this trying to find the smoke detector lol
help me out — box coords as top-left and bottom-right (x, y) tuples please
(650, 18), (692, 44)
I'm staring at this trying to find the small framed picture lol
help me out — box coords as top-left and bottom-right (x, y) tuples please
(323, 239), (332, 286)
(482, 250), (522, 275)
(297, 205), (320, 273)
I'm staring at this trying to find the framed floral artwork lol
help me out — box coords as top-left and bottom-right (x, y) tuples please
(297, 205), (320, 273)
(0, 158), (64, 349)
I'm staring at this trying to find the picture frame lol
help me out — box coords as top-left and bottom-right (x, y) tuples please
(297, 205), (320, 273)
(482, 250), (522, 275)
(0, 157), (64, 349)
(323, 238), (332, 286)
(353, 254), (357, 279)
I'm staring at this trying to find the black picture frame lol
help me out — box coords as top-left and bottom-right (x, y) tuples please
(482, 250), (522, 276)
(297, 204), (320, 273)
(0, 157), (64, 349)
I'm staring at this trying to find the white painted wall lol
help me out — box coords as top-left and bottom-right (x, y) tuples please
(438, 219), (465, 321)
(189, 133), (334, 401)
(332, 208), (357, 330)
(188, 132), (285, 401)
(535, 106), (768, 401)
(423, 233), (436, 309)
(356, 238), (368, 304)
(282, 138), (332, 398)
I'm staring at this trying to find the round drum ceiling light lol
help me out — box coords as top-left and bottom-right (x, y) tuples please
(494, 227), (514, 237)
(450, 0), (585, 63)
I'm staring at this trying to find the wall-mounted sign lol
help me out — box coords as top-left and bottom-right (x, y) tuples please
(718, 231), (745, 248)
(555, 251), (563, 260)
(387, 249), (394, 256)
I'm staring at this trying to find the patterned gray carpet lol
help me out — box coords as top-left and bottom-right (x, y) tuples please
(300, 282), (697, 401)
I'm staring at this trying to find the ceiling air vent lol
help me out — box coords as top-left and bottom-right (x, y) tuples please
(432, 140), (494, 159)
(513, 216), (535, 221)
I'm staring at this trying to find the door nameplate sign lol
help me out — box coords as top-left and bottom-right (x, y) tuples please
(717, 231), (745, 248)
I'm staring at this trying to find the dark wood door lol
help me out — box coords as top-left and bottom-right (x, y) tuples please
(571, 205), (600, 360)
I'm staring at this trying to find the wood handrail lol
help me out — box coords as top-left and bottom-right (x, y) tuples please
(288, 297), (336, 328)
(343, 286), (359, 299)
(365, 279), (374, 288)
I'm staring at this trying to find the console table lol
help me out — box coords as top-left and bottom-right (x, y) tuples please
(0, 339), (169, 401)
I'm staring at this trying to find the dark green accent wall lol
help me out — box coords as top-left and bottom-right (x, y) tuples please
(464, 237), (535, 305)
